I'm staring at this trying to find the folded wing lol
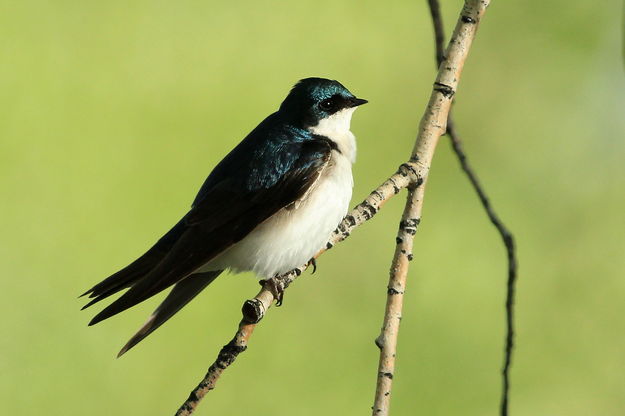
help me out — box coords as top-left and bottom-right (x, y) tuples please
(84, 138), (333, 328)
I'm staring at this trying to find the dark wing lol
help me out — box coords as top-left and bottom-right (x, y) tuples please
(116, 270), (222, 357)
(86, 138), (332, 326)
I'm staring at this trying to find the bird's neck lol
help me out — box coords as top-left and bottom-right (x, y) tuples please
(308, 108), (357, 163)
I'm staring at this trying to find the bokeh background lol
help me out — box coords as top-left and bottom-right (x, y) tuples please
(2, 1), (624, 415)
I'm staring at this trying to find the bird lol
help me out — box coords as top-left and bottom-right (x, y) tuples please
(81, 77), (367, 357)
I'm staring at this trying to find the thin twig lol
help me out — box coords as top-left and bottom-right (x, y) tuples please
(372, 181), (423, 415)
(371, 1), (492, 415)
(427, 0), (446, 66)
(426, 1), (518, 415)
(448, 120), (517, 416)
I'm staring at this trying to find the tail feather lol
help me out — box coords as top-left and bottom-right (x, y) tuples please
(87, 226), (227, 325)
(117, 270), (222, 357)
(81, 219), (187, 309)
(80, 253), (162, 309)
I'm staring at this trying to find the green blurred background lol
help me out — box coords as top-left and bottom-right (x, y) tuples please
(2, 1), (624, 415)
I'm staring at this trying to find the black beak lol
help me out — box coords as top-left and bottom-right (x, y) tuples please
(349, 97), (368, 107)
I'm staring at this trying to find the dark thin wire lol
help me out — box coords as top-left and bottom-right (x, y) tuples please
(426, 1), (518, 415)
(447, 119), (517, 416)
(427, 0), (446, 66)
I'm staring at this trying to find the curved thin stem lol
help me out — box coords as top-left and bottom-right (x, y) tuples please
(426, 1), (518, 415)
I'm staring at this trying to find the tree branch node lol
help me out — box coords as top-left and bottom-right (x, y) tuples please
(433, 82), (456, 98)
(397, 161), (423, 187)
(461, 15), (477, 24)
(242, 299), (265, 324)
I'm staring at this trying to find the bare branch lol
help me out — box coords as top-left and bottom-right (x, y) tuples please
(372, 183), (423, 415)
(447, 120), (518, 416)
(371, 1), (492, 414)
(426, 1), (518, 415)
(175, 321), (255, 416)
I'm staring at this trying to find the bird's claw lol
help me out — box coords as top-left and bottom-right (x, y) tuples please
(262, 278), (285, 306)
(308, 258), (317, 274)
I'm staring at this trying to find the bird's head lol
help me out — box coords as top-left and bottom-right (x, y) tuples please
(279, 77), (367, 128)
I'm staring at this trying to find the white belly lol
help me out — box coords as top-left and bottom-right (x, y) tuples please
(204, 150), (354, 278)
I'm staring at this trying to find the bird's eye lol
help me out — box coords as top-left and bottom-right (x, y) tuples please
(319, 99), (333, 111)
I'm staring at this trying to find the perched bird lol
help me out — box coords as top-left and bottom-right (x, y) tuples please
(81, 77), (367, 356)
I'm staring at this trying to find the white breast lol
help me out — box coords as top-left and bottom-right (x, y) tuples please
(207, 152), (352, 278)
(309, 107), (357, 163)
(201, 108), (358, 278)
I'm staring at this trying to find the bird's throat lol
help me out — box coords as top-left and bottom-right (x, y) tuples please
(309, 108), (358, 163)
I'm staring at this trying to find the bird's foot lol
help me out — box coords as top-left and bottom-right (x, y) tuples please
(307, 258), (317, 274)
(261, 278), (286, 306)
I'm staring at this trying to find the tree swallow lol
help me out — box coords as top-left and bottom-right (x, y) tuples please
(82, 77), (367, 356)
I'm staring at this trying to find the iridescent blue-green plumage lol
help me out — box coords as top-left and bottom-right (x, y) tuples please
(195, 77), (358, 198)
(194, 113), (320, 200)
(81, 77), (367, 356)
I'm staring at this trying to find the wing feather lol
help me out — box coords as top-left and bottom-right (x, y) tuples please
(88, 138), (332, 325)
(117, 270), (222, 357)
